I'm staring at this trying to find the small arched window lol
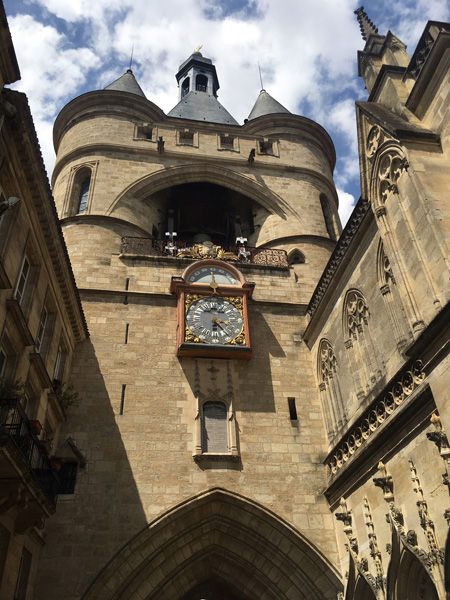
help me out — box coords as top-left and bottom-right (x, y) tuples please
(202, 401), (227, 453)
(181, 78), (190, 98)
(78, 176), (90, 213)
(288, 249), (305, 265)
(196, 74), (208, 92)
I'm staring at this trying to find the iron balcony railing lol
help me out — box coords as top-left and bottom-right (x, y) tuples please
(121, 237), (289, 268)
(0, 399), (59, 506)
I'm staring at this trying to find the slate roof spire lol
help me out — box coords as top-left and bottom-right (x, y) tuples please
(104, 69), (146, 98)
(354, 6), (379, 42)
(247, 89), (291, 121)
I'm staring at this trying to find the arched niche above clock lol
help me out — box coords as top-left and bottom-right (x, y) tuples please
(183, 259), (248, 286)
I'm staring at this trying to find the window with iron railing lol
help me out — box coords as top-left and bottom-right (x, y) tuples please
(0, 399), (59, 505)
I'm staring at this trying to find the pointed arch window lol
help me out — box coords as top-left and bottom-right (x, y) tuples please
(65, 165), (96, 217)
(78, 175), (90, 214)
(288, 249), (305, 265)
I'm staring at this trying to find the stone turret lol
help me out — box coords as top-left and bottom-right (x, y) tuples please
(52, 51), (341, 301)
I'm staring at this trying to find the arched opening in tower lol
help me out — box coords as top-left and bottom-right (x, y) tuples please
(195, 74), (208, 92)
(147, 182), (262, 246)
(81, 489), (343, 600)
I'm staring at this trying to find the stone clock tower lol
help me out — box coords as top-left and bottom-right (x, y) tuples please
(39, 51), (343, 599)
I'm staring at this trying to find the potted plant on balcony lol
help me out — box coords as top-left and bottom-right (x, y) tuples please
(52, 379), (80, 411)
(49, 455), (64, 472)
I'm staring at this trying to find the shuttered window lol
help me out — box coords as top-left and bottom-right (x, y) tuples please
(202, 401), (227, 453)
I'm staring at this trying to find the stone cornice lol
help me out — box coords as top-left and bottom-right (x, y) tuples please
(51, 141), (339, 204)
(3, 89), (88, 342)
(77, 287), (306, 312)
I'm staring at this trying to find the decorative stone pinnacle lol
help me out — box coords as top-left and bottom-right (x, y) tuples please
(373, 462), (394, 501)
(354, 6), (379, 42)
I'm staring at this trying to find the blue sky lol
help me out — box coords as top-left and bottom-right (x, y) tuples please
(4, 0), (450, 226)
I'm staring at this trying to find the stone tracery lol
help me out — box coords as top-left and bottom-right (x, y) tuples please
(377, 241), (411, 351)
(343, 289), (382, 398)
(318, 339), (346, 440)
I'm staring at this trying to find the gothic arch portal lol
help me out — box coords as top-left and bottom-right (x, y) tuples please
(106, 163), (297, 220)
(82, 488), (343, 600)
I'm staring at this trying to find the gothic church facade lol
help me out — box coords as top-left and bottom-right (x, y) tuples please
(0, 4), (450, 600)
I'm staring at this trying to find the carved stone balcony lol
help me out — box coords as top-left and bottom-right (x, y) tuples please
(0, 399), (58, 532)
(120, 237), (289, 268)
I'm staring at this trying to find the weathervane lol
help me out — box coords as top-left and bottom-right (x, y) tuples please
(194, 44), (203, 53)
(258, 61), (264, 90)
(129, 43), (134, 71)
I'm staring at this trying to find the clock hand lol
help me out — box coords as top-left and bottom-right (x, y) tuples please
(211, 316), (227, 331)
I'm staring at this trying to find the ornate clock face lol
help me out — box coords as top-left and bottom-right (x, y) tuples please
(185, 296), (245, 345)
(187, 266), (238, 285)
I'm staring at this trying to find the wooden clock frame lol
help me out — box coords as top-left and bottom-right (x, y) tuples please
(170, 259), (254, 360)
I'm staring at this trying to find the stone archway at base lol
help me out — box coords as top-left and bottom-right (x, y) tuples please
(82, 488), (342, 600)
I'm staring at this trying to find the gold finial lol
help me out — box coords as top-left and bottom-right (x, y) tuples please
(194, 45), (203, 53)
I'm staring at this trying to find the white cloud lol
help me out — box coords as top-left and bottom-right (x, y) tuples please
(6, 0), (450, 209)
(9, 15), (100, 118)
(337, 188), (356, 227)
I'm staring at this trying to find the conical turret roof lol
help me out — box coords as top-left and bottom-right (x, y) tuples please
(104, 69), (146, 98)
(247, 90), (291, 121)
